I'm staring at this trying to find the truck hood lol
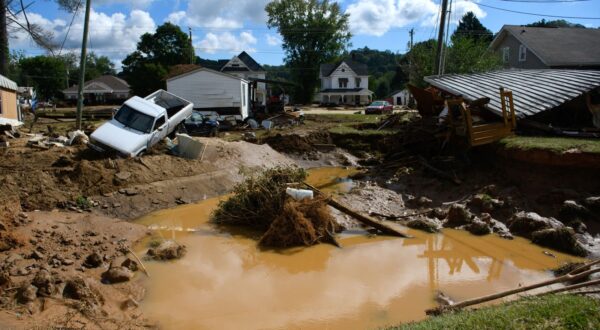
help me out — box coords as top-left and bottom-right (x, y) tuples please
(90, 120), (149, 155)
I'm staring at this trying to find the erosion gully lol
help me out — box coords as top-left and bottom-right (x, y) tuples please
(134, 167), (580, 330)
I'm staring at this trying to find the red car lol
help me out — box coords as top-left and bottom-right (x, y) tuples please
(365, 100), (393, 114)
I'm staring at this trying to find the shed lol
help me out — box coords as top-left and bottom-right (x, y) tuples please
(0, 74), (20, 122)
(166, 67), (250, 121)
(389, 89), (411, 106)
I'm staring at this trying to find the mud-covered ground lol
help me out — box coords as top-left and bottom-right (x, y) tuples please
(1, 112), (599, 328)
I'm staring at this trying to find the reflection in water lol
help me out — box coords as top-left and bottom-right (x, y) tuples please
(134, 171), (582, 330)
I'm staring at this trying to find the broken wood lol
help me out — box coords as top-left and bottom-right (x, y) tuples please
(303, 182), (411, 238)
(126, 247), (150, 278)
(426, 259), (600, 315)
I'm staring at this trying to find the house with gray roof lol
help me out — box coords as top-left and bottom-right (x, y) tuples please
(220, 51), (267, 105)
(319, 59), (373, 105)
(490, 25), (600, 70)
(63, 75), (130, 105)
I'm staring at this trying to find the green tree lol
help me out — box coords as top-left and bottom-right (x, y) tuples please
(19, 55), (66, 100)
(407, 39), (436, 87)
(526, 19), (586, 28)
(266, 0), (351, 103)
(121, 23), (194, 96)
(452, 12), (493, 43)
(446, 37), (501, 74)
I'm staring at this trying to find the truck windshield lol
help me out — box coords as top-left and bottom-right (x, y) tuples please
(114, 104), (154, 133)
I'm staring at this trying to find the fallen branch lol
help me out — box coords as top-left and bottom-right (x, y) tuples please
(572, 290), (600, 295)
(126, 247), (150, 278)
(426, 259), (600, 315)
(303, 182), (411, 238)
(539, 278), (600, 296)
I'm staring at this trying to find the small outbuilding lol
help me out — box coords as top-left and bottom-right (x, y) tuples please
(388, 89), (411, 106)
(166, 67), (251, 121)
(0, 74), (20, 122)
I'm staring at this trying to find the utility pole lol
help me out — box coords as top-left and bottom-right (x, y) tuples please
(76, 0), (92, 130)
(435, 0), (449, 76)
(408, 28), (414, 83)
(189, 27), (193, 64)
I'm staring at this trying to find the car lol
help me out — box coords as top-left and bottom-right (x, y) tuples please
(89, 90), (193, 157)
(365, 100), (393, 114)
(182, 111), (219, 137)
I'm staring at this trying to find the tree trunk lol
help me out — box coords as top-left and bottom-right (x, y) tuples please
(0, 0), (8, 76)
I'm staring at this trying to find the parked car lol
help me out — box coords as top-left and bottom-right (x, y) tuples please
(89, 90), (193, 157)
(182, 111), (219, 137)
(365, 100), (393, 114)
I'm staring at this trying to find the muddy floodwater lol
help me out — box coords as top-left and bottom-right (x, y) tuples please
(135, 167), (581, 330)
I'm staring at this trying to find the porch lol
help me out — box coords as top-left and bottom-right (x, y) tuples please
(319, 88), (373, 106)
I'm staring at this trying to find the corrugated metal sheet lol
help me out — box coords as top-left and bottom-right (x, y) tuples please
(0, 74), (17, 91)
(424, 69), (600, 118)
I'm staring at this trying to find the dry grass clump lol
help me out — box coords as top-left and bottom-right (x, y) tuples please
(211, 166), (342, 247)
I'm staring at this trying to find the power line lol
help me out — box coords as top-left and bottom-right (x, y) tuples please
(58, 0), (83, 56)
(475, 2), (600, 19)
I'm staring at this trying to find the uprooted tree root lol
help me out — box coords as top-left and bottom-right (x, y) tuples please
(211, 166), (342, 248)
(260, 196), (342, 248)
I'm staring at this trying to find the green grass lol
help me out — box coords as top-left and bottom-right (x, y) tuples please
(327, 125), (397, 136)
(304, 113), (382, 124)
(500, 136), (600, 154)
(391, 294), (600, 330)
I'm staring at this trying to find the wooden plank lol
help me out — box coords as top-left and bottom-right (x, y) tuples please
(302, 182), (412, 238)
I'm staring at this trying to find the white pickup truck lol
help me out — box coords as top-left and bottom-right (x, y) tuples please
(89, 90), (193, 157)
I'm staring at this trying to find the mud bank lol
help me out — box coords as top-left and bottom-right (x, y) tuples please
(0, 137), (294, 220)
(0, 207), (150, 329)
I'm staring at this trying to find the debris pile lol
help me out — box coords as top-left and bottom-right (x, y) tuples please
(211, 166), (342, 247)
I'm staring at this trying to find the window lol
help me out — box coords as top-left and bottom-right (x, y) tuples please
(502, 47), (510, 63)
(355, 78), (361, 87)
(154, 116), (166, 131)
(338, 78), (348, 88)
(114, 104), (155, 134)
(518, 44), (527, 62)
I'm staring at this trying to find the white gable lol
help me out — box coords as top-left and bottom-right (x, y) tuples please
(222, 56), (249, 70)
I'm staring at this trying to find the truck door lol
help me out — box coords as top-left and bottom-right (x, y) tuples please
(149, 115), (167, 148)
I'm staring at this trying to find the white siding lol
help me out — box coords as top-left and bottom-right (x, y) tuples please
(320, 62), (369, 90)
(167, 70), (242, 109)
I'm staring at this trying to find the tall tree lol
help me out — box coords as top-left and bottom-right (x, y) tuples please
(121, 23), (193, 96)
(19, 55), (66, 100)
(451, 12), (493, 43)
(266, 0), (351, 103)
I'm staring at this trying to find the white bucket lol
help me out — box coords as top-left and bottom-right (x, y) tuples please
(285, 188), (314, 201)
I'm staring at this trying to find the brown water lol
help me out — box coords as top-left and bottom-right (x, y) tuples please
(135, 168), (581, 330)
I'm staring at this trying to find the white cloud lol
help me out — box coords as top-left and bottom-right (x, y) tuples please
(266, 34), (281, 46)
(197, 31), (258, 54)
(11, 9), (156, 65)
(165, 11), (186, 25)
(166, 0), (271, 29)
(346, 0), (485, 36)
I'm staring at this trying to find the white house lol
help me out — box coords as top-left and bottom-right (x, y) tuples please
(319, 59), (373, 105)
(220, 51), (267, 106)
(166, 67), (250, 121)
(389, 89), (411, 106)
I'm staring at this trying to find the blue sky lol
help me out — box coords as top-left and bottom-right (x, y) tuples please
(9, 0), (600, 69)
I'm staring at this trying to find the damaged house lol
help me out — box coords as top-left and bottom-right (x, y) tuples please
(424, 69), (600, 135)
